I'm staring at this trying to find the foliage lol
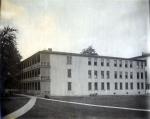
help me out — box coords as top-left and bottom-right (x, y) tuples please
(0, 26), (22, 91)
(80, 46), (98, 56)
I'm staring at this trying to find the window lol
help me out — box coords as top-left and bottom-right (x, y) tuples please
(137, 72), (139, 79)
(94, 82), (98, 90)
(137, 83), (140, 90)
(119, 60), (122, 67)
(115, 82), (118, 90)
(107, 82), (110, 90)
(125, 61), (128, 68)
(88, 70), (92, 78)
(130, 83), (133, 90)
(119, 72), (122, 79)
(88, 82), (92, 90)
(101, 82), (104, 90)
(68, 82), (72, 91)
(145, 71), (147, 80)
(67, 69), (72, 78)
(141, 83), (144, 89)
(125, 72), (128, 79)
(67, 56), (72, 64)
(141, 72), (143, 79)
(106, 59), (110, 66)
(38, 82), (40, 90)
(94, 58), (97, 66)
(137, 61), (139, 68)
(120, 83), (123, 90)
(101, 71), (104, 79)
(114, 60), (117, 67)
(130, 61), (133, 68)
(106, 71), (110, 79)
(94, 70), (98, 79)
(145, 61), (147, 67)
(114, 71), (117, 79)
(130, 72), (133, 79)
(88, 58), (91, 65)
(141, 62), (143, 69)
(125, 83), (128, 90)
(101, 58), (104, 66)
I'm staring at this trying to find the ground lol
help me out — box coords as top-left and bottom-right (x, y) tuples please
(1, 95), (29, 117)
(7, 95), (149, 119)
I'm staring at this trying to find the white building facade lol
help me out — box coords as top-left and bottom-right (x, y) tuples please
(20, 49), (148, 96)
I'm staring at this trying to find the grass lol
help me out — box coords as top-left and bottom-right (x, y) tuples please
(18, 95), (150, 119)
(1, 95), (29, 117)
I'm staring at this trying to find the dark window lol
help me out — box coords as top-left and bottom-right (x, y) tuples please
(68, 82), (72, 91)
(94, 58), (97, 66)
(101, 58), (104, 66)
(137, 61), (139, 68)
(141, 83), (144, 89)
(38, 82), (40, 90)
(125, 72), (128, 79)
(106, 59), (110, 66)
(114, 60), (117, 67)
(94, 61), (97, 66)
(141, 72), (143, 79)
(101, 82), (104, 90)
(115, 82), (118, 90)
(125, 83), (128, 90)
(137, 72), (139, 79)
(88, 70), (92, 78)
(114, 71), (117, 79)
(68, 69), (72, 78)
(119, 60), (122, 67)
(101, 71), (104, 79)
(137, 83), (140, 89)
(106, 71), (110, 79)
(107, 82), (110, 90)
(130, 61), (133, 68)
(88, 82), (92, 90)
(130, 83), (133, 90)
(130, 72), (133, 79)
(125, 61), (128, 68)
(145, 71), (147, 79)
(67, 56), (72, 64)
(88, 58), (91, 65)
(94, 70), (98, 79)
(145, 61), (147, 67)
(120, 83), (123, 90)
(119, 72), (122, 79)
(94, 82), (98, 90)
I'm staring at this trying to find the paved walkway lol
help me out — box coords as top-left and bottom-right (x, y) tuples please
(3, 95), (36, 119)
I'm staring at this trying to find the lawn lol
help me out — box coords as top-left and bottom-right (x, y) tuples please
(18, 95), (150, 119)
(1, 95), (29, 117)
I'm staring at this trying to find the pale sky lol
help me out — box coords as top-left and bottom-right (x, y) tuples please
(1, 0), (149, 59)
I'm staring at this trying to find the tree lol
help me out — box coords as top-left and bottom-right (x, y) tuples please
(0, 26), (22, 95)
(80, 46), (98, 56)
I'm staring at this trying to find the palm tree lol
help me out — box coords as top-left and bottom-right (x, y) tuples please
(0, 26), (21, 96)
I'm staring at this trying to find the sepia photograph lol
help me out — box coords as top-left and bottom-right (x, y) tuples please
(0, 0), (150, 119)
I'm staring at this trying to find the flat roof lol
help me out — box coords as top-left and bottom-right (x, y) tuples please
(19, 50), (144, 62)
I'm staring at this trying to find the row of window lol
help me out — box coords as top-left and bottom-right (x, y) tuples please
(21, 54), (40, 69)
(88, 82), (144, 90)
(67, 56), (146, 68)
(67, 82), (145, 91)
(67, 69), (146, 79)
(21, 68), (40, 79)
(22, 82), (40, 90)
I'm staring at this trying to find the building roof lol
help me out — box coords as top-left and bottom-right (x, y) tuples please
(21, 49), (147, 63)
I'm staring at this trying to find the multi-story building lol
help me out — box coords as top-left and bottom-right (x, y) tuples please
(20, 49), (148, 96)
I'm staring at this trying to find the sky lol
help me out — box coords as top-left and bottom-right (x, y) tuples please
(1, 0), (149, 59)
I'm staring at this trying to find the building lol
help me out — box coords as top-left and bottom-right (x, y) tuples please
(20, 49), (148, 96)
